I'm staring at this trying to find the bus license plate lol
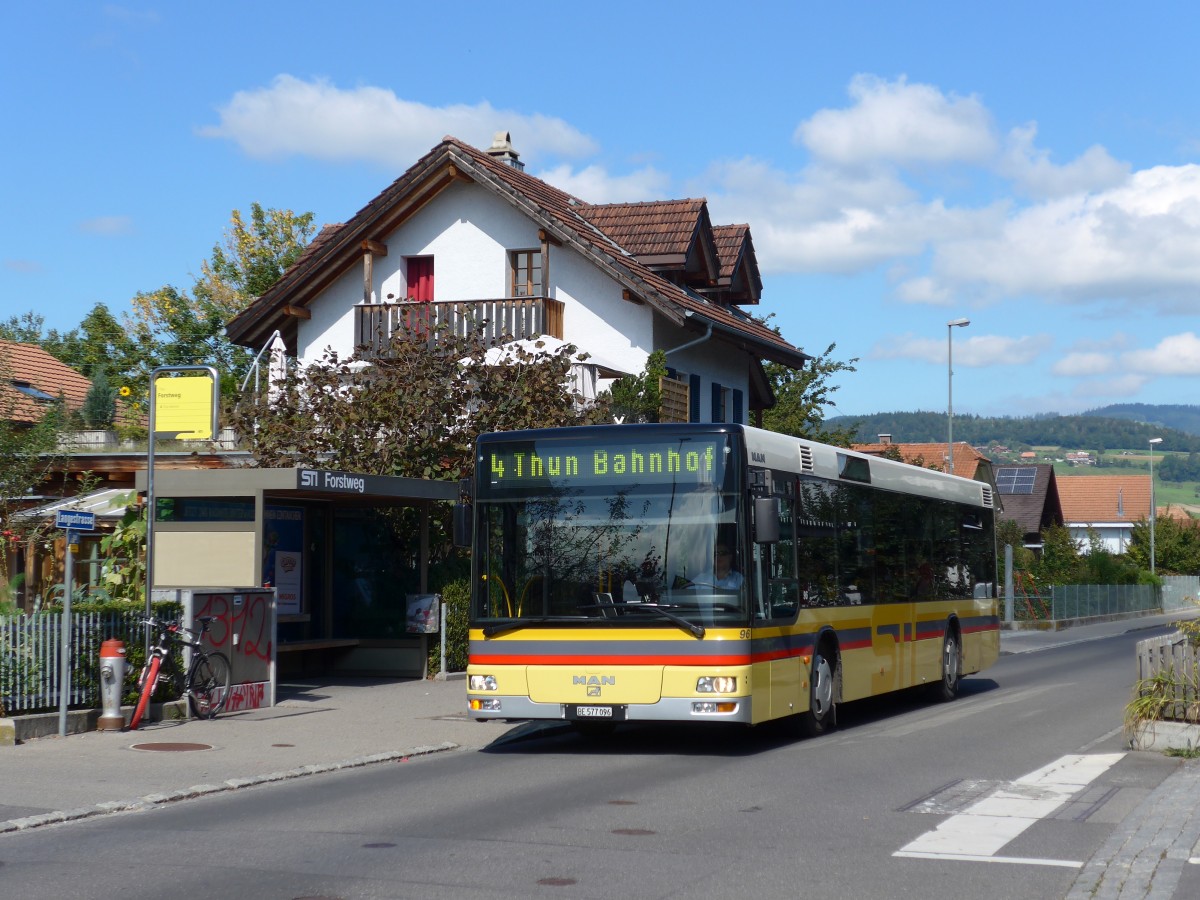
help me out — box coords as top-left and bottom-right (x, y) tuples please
(568, 705), (625, 721)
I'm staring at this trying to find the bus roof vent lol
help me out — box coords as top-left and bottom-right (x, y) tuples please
(981, 486), (995, 508)
(799, 446), (815, 473)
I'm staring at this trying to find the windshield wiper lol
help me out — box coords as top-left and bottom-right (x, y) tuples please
(482, 616), (583, 638)
(577, 603), (705, 640)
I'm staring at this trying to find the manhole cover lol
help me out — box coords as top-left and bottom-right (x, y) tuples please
(130, 742), (214, 752)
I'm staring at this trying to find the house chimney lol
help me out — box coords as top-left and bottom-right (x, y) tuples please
(486, 131), (524, 171)
(879, 434), (891, 445)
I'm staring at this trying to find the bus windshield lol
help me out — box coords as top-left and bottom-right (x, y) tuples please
(472, 431), (748, 628)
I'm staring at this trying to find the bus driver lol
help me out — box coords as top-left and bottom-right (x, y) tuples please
(689, 544), (744, 591)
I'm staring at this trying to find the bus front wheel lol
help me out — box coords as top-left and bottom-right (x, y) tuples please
(799, 646), (836, 737)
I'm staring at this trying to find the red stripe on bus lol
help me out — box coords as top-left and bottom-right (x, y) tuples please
(470, 654), (753, 666)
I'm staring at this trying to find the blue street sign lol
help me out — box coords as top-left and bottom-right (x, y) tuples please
(55, 509), (96, 532)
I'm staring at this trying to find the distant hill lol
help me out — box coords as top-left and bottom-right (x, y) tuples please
(1083, 404), (1200, 436)
(825, 406), (1200, 452)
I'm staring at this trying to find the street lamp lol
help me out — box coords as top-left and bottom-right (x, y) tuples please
(946, 318), (970, 474)
(1149, 437), (1163, 576)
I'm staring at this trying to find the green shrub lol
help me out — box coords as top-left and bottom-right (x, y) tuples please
(426, 579), (469, 676)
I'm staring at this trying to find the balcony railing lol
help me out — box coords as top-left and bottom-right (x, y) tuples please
(354, 297), (564, 356)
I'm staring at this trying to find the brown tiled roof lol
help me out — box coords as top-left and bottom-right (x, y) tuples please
(578, 199), (708, 259)
(1057, 475), (1151, 524)
(712, 224), (748, 281)
(0, 340), (91, 424)
(711, 224), (762, 304)
(226, 137), (808, 368)
(852, 441), (987, 480)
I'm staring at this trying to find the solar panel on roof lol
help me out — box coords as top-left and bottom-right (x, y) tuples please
(996, 467), (1037, 494)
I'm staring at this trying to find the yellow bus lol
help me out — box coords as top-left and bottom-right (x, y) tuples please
(464, 423), (999, 735)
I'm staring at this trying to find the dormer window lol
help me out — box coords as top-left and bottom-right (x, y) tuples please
(509, 250), (542, 298)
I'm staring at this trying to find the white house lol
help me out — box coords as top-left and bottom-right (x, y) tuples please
(226, 133), (810, 422)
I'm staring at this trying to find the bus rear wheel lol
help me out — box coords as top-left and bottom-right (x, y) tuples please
(799, 646), (836, 737)
(932, 628), (961, 702)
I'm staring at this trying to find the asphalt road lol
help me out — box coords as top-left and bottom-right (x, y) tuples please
(0, 627), (1184, 900)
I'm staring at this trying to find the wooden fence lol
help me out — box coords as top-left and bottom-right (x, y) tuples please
(1136, 631), (1199, 720)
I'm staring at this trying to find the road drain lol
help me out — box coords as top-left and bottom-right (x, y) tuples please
(130, 742), (213, 752)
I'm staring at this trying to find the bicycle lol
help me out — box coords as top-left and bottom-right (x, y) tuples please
(128, 616), (233, 730)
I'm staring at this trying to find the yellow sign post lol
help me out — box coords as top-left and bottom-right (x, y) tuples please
(152, 368), (219, 440)
(145, 366), (220, 625)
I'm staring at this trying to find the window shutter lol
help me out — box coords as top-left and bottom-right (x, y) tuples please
(689, 374), (701, 423)
(712, 382), (723, 422)
(733, 389), (744, 424)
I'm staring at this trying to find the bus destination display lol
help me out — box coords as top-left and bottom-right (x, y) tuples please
(484, 438), (726, 493)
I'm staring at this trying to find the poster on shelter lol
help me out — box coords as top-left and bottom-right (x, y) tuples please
(274, 551), (303, 615)
(406, 594), (440, 633)
(264, 505), (304, 614)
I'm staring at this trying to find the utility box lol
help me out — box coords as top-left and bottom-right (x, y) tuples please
(152, 587), (278, 709)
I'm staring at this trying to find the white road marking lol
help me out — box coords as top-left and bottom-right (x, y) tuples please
(894, 753), (1125, 867)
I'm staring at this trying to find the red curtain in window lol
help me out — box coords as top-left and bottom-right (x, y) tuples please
(406, 257), (434, 302)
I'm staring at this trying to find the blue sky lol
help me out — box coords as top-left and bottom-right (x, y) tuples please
(4, 3), (1200, 420)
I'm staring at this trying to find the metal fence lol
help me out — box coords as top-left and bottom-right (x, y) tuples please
(1049, 584), (1162, 621)
(1, 611), (142, 714)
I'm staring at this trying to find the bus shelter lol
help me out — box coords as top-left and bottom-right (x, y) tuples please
(136, 467), (460, 701)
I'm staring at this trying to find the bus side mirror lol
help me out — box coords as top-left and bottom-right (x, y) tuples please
(453, 502), (472, 549)
(754, 497), (780, 544)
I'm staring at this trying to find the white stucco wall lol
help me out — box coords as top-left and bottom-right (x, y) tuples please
(294, 179), (753, 421)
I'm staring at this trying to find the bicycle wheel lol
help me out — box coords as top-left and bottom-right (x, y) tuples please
(187, 651), (232, 719)
(129, 656), (161, 730)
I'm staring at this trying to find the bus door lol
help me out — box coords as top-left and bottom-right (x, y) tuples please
(751, 485), (803, 721)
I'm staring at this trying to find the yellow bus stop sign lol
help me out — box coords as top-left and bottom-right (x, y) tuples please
(152, 367), (219, 440)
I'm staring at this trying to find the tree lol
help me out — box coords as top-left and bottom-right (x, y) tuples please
(81, 366), (117, 428)
(609, 350), (667, 422)
(0, 368), (70, 601)
(761, 342), (859, 446)
(227, 325), (608, 481)
(1034, 524), (1084, 585)
(1128, 515), (1200, 576)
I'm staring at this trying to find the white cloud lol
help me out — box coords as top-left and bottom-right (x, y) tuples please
(1120, 332), (1200, 375)
(795, 75), (996, 167)
(200, 75), (598, 168)
(77, 215), (133, 236)
(533, 164), (669, 204)
(999, 122), (1129, 199)
(869, 332), (1051, 366)
(702, 156), (1002, 275)
(1053, 352), (1114, 377)
(902, 164), (1200, 312)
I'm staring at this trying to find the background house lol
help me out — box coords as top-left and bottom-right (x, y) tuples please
(225, 133), (810, 422)
(993, 464), (1064, 552)
(850, 437), (999, 499)
(1056, 475), (1151, 553)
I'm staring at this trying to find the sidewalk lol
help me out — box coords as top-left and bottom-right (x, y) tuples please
(4, 613), (1200, 899)
(0, 675), (500, 832)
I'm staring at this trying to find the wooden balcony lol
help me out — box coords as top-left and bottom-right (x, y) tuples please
(354, 297), (564, 355)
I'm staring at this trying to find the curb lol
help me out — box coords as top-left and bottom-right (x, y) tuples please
(0, 740), (460, 834)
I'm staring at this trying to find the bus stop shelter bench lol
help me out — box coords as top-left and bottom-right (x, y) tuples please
(277, 639), (361, 676)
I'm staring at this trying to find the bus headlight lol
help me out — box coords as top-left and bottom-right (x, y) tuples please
(696, 676), (737, 693)
(469, 674), (498, 691)
(470, 698), (502, 711)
